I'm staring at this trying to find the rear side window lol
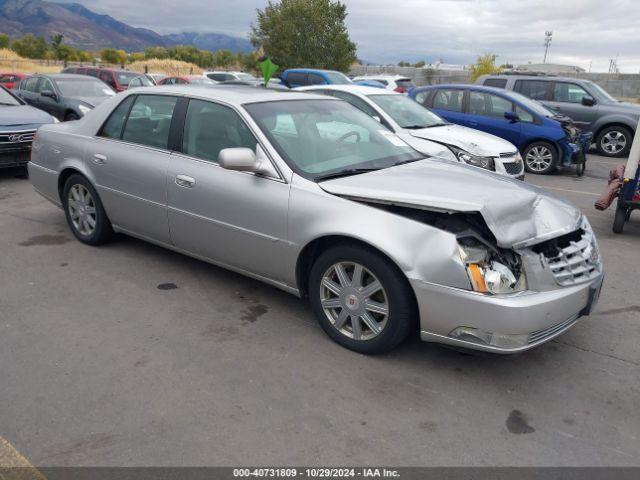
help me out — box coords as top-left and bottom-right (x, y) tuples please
(86, 69), (99, 77)
(469, 91), (513, 118)
(483, 78), (507, 88)
(432, 89), (464, 112)
(181, 99), (257, 163)
(121, 95), (178, 150)
(514, 80), (551, 100)
(99, 96), (136, 139)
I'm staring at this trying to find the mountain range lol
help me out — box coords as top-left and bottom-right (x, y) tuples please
(0, 0), (253, 52)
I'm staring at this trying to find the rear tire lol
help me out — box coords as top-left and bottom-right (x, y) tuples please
(62, 174), (113, 245)
(613, 203), (627, 234)
(576, 161), (585, 177)
(308, 243), (415, 354)
(596, 126), (632, 158)
(523, 141), (558, 175)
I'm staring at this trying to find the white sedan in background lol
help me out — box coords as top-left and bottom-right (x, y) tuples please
(352, 75), (415, 93)
(298, 84), (525, 179)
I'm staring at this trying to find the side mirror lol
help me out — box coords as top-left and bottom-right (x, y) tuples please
(41, 90), (57, 101)
(504, 111), (519, 122)
(581, 96), (596, 106)
(218, 146), (278, 178)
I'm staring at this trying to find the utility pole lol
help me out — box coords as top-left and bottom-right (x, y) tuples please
(543, 31), (553, 64)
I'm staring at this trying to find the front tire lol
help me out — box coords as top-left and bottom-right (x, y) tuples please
(596, 126), (632, 158)
(523, 141), (558, 175)
(613, 202), (627, 234)
(308, 244), (415, 354)
(62, 174), (113, 245)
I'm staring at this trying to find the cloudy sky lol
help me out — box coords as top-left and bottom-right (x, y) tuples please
(58, 0), (640, 72)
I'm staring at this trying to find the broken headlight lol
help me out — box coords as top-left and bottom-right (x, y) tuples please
(458, 244), (527, 294)
(449, 146), (495, 171)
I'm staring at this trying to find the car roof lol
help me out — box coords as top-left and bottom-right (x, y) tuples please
(298, 84), (398, 96)
(355, 74), (410, 80)
(128, 85), (331, 105)
(482, 74), (590, 83)
(44, 73), (103, 81)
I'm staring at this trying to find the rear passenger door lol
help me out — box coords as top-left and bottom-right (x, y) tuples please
(167, 98), (290, 280)
(428, 88), (466, 125)
(465, 90), (521, 145)
(90, 94), (179, 244)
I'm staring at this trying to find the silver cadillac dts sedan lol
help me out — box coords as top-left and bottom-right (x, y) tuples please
(29, 86), (604, 354)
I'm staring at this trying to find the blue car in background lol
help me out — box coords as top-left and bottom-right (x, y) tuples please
(410, 84), (593, 175)
(280, 68), (384, 89)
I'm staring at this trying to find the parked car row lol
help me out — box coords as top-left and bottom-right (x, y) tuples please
(26, 85), (604, 355)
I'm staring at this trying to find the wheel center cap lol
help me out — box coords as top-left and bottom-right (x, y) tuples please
(345, 294), (360, 311)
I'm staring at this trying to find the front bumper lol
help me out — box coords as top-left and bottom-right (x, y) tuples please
(411, 273), (604, 353)
(0, 151), (30, 168)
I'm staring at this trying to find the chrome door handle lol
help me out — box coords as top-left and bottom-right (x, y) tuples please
(175, 174), (196, 188)
(93, 154), (107, 165)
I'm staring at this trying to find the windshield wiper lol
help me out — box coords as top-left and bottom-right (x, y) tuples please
(315, 167), (380, 182)
(403, 123), (448, 129)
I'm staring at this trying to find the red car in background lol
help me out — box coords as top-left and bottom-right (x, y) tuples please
(0, 72), (28, 90)
(61, 67), (143, 92)
(158, 76), (216, 86)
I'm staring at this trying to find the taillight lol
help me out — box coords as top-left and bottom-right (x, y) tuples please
(394, 86), (406, 93)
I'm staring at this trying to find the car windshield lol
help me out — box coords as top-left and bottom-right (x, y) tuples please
(245, 99), (424, 180)
(324, 71), (352, 85)
(369, 94), (446, 128)
(56, 79), (116, 98)
(586, 81), (617, 102)
(506, 90), (557, 117)
(116, 71), (142, 86)
(0, 87), (21, 106)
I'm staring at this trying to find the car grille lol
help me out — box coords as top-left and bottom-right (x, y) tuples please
(503, 159), (523, 175)
(546, 229), (601, 286)
(528, 314), (579, 344)
(0, 130), (36, 154)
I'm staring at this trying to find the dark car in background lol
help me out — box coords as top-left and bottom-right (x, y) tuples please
(62, 67), (143, 93)
(0, 85), (56, 169)
(411, 84), (592, 175)
(280, 68), (353, 88)
(476, 74), (640, 157)
(15, 74), (115, 121)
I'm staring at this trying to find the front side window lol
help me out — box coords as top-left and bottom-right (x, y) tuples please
(121, 95), (178, 149)
(116, 72), (141, 87)
(22, 77), (38, 92)
(369, 94), (445, 128)
(99, 71), (116, 88)
(514, 80), (550, 100)
(98, 96), (136, 139)
(36, 78), (54, 94)
(323, 71), (351, 85)
(468, 91), (513, 118)
(182, 99), (257, 163)
(432, 89), (464, 112)
(308, 73), (326, 85)
(245, 99), (423, 179)
(515, 105), (534, 123)
(553, 82), (590, 103)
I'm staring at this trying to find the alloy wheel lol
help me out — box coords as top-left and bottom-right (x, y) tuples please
(601, 130), (627, 155)
(525, 146), (553, 172)
(68, 184), (97, 236)
(319, 261), (389, 341)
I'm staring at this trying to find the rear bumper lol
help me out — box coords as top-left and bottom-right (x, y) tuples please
(411, 272), (604, 353)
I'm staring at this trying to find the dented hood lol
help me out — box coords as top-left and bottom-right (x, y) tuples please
(319, 159), (581, 248)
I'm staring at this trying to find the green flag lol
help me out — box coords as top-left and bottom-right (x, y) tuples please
(258, 57), (278, 87)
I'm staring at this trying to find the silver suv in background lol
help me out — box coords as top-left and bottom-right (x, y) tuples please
(477, 74), (640, 157)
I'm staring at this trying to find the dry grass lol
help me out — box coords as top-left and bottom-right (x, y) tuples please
(128, 58), (203, 76)
(0, 48), (61, 73)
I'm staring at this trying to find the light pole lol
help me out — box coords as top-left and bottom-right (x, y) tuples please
(543, 31), (553, 64)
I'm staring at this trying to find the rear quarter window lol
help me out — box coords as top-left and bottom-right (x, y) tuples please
(483, 78), (507, 88)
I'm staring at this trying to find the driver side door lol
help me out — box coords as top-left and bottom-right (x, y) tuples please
(167, 98), (291, 281)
